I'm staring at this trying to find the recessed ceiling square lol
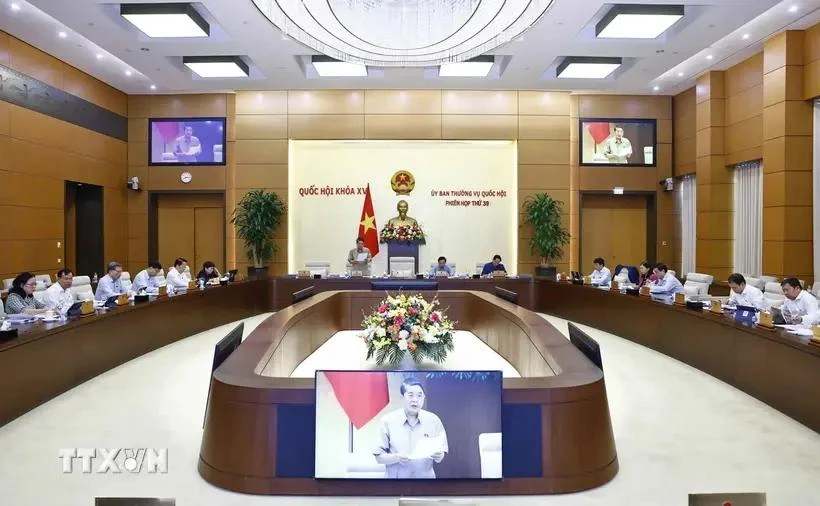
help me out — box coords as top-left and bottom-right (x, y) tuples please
(121, 3), (209, 38)
(311, 56), (367, 77)
(556, 57), (622, 79)
(439, 57), (494, 77)
(183, 56), (249, 78)
(596, 4), (684, 39)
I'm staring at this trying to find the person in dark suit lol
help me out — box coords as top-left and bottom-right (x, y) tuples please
(481, 255), (506, 277)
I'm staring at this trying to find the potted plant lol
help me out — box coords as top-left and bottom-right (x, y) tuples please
(231, 189), (286, 279)
(522, 193), (570, 279)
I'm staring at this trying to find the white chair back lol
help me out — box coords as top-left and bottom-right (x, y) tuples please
(744, 277), (764, 290)
(35, 274), (52, 288)
(305, 262), (330, 278)
(120, 272), (132, 292)
(391, 257), (415, 277)
(71, 275), (94, 302)
(759, 275), (778, 285)
(33, 290), (47, 304)
(344, 453), (385, 479)
(684, 273), (713, 296)
(2, 278), (13, 290)
(615, 267), (630, 284)
(478, 432), (502, 479)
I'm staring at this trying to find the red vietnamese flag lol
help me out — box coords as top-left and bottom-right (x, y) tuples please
(586, 122), (611, 145)
(324, 371), (389, 429)
(358, 184), (380, 257)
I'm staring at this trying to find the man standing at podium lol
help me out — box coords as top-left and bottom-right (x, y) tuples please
(348, 237), (372, 273)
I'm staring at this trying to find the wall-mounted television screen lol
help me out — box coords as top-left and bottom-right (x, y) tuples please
(148, 117), (226, 166)
(579, 118), (657, 167)
(314, 370), (503, 480)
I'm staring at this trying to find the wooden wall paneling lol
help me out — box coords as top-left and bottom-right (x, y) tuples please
(364, 115), (442, 139)
(364, 90), (442, 114)
(441, 114), (518, 139)
(518, 91), (571, 116)
(518, 116), (571, 140)
(287, 114), (364, 139)
(441, 90), (518, 115)
(148, 166), (227, 190)
(287, 90), (364, 115)
(234, 115), (288, 140)
(234, 140), (288, 164)
(235, 91), (288, 115)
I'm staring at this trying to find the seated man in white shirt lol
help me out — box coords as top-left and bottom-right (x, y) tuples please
(132, 261), (163, 293)
(727, 273), (769, 310)
(165, 257), (191, 290)
(649, 263), (685, 296)
(589, 257), (611, 286)
(780, 277), (819, 324)
(43, 268), (75, 313)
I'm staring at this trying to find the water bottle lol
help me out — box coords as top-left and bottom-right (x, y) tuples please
(198, 278), (205, 290)
(92, 273), (98, 284)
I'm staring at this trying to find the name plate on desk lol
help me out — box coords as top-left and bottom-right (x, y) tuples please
(674, 293), (686, 305)
(610, 281), (619, 292)
(158, 286), (168, 297)
(639, 286), (650, 297)
(117, 294), (129, 306)
(188, 280), (196, 290)
(756, 311), (774, 329)
(297, 270), (311, 279)
(80, 300), (95, 317)
(709, 300), (723, 314)
(491, 270), (507, 278)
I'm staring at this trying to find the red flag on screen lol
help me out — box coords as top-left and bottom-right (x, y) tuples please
(357, 184), (380, 257)
(586, 122), (611, 145)
(325, 371), (389, 429)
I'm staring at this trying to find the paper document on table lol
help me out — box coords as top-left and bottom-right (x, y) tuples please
(788, 328), (814, 337)
(356, 252), (368, 262)
(410, 436), (443, 460)
(775, 324), (803, 331)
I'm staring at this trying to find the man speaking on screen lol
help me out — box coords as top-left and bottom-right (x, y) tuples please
(603, 125), (632, 164)
(373, 377), (448, 478)
(174, 125), (202, 163)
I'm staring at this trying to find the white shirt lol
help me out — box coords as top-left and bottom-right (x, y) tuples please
(650, 272), (685, 295)
(166, 268), (190, 289)
(590, 266), (612, 286)
(43, 283), (74, 311)
(602, 136), (633, 163)
(132, 269), (160, 293)
(728, 285), (769, 310)
(780, 290), (819, 324)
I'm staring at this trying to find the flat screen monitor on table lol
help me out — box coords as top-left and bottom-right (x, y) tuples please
(148, 117), (226, 166)
(314, 370), (503, 480)
(580, 118), (657, 167)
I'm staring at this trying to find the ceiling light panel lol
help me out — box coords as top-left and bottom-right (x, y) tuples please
(121, 3), (210, 38)
(311, 57), (367, 77)
(183, 56), (249, 78)
(439, 57), (494, 77)
(556, 57), (622, 79)
(596, 4), (684, 39)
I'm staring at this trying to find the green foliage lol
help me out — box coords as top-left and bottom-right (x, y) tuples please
(230, 190), (286, 268)
(522, 193), (570, 265)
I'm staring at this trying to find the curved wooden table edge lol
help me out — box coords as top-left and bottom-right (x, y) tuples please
(200, 289), (618, 496)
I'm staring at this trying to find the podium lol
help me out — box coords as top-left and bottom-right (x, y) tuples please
(385, 240), (422, 274)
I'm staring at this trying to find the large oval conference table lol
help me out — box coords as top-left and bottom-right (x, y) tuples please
(1, 276), (818, 496)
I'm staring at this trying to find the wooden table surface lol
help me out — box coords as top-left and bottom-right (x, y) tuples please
(536, 280), (820, 433)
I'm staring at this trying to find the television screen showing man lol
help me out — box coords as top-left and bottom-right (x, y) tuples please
(313, 370), (502, 480)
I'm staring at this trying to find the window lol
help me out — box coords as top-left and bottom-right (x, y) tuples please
(733, 161), (763, 276)
(677, 175), (696, 275)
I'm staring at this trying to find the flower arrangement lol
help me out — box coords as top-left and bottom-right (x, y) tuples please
(379, 223), (426, 244)
(360, 293), (455, 366)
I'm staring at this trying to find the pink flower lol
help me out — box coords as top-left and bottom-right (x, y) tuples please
(430, 312), (440, 323)
(394, 316), (405, 327)
(378, 304), (388, 313)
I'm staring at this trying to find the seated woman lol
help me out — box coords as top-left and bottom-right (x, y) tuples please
(6, 272), (48, 315)
(637, 261), (658, 287)
(196, 261), (221, 281)
(481, 254), (507, 277)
